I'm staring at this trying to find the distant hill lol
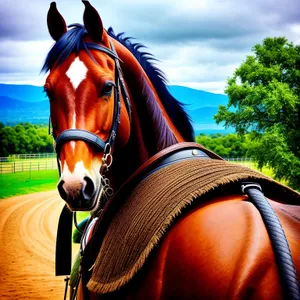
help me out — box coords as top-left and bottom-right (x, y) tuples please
(0, 96), (49, 124)
(0, 83), (45, 102)
(188, 106), (219, 124)
(168, 85), (228, 110)
(0, 83), (232, 132)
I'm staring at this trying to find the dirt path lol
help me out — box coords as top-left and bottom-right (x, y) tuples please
(0, 191), (67, 299)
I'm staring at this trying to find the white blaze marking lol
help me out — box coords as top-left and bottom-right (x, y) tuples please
(62, 160), (91, 178)
(66, 57), (87, 90)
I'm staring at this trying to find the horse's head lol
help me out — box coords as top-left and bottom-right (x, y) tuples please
(44, 1), (131, 211)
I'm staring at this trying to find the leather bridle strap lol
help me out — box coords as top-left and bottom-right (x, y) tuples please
(54, 39), (131, 160)
(55, 129), (106, 156)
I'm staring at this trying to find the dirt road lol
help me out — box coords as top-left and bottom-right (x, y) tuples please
(0, 191), (67, 299)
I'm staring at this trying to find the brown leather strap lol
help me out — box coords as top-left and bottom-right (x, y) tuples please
(117, 142), (223, 195)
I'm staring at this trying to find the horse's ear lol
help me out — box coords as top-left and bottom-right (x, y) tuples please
(47, 2), (67, 41)
(82, 0), (103, 42)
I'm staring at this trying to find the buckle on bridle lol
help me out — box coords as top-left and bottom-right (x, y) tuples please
(100, 143), (113, 174)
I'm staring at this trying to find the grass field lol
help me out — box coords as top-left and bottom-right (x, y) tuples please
(231, 161), (276, 178)
(0, 170), (58, 199)
(0, 159), (283, 200)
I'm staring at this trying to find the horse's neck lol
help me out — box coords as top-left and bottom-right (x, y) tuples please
(111, 41), (182, 188)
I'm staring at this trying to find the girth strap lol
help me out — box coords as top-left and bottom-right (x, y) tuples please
(242, 182), (300, 300)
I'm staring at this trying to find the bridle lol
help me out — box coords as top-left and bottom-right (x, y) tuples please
(51, 40), (132, 177)
(54, 39), (133, 283)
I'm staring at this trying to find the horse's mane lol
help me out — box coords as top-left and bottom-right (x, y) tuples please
(42, 24), (195, 142)
(107, 28), (195, 142)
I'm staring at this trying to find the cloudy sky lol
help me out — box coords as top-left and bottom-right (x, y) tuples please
(0, 0), (299, 94)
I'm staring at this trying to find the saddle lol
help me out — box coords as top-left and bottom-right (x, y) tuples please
(84, 144), (300, 294)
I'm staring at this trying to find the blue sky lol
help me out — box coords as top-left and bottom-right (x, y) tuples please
(0, 0), (299, 93)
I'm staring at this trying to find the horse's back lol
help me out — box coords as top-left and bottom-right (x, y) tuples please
(126, 195), (300, 299)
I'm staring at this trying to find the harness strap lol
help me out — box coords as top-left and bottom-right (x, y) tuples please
(110, 40), (132, 123)
(55, 204), (73, 276)
(55, 129), (106, 155)
(242, 182), (300, 300)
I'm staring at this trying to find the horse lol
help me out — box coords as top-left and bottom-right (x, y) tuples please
(43, 1), (300, 299)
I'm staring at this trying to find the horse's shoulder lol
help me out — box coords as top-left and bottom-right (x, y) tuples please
(148, 194), (283, 299)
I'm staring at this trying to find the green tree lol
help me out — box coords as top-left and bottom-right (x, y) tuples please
(0, 124), (54, 156)
(215, 37), (300, 189)
(196, 133), (249, 158)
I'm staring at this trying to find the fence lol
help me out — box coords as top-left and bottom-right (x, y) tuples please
(0, 156), (57, 174)
(0, 153), (56, 161)
(0, 153), (254, 175)
(225, 157), (253, 163)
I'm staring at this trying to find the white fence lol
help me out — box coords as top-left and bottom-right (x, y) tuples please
(0, 155), (57, 174)
(0, 153), (56, 161)
(225, 157), (253, 163)
(0, 153), (254, 175)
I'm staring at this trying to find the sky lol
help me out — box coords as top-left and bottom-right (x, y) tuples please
(0, 0), (299, 94)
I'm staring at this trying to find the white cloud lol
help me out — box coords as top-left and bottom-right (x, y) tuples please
(0, 0), (299, 94)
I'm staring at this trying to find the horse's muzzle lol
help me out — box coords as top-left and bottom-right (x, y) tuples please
(57, 175), (97, 211)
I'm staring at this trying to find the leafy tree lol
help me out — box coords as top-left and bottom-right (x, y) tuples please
(0, 123), (54, 156)
(215, 37), (300, 189)
(196, 133), (249, 158)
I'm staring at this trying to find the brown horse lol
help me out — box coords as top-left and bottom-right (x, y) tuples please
(44, 1), (300, 299)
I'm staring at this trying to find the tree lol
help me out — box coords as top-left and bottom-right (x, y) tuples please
(196, 133), (249, 158)
(0, 124), (54, 156)
(215, 37), (300, 189)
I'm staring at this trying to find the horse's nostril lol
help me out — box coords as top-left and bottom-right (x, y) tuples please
(57, 180), (68, 201)
(82, 176), (95, 200)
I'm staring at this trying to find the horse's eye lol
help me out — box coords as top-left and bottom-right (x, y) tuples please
(44, 84), (53, 101)
(102, 81), (115, 97)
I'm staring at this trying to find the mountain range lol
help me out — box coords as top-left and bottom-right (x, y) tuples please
(0, 83), (232, 134)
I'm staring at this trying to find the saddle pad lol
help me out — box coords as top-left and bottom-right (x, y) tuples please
(87, 159), (300, 294)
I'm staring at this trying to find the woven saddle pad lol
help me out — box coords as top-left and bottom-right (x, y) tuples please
(87, 158), (300, 294)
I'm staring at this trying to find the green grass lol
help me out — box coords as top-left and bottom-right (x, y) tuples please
(232, 160), (273, 176)
(0, 170), (59, 199)
(231, 161), (287, 185)
(0, 160), (287, 200)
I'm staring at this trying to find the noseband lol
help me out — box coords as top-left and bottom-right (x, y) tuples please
(52, 40), (131, 175)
